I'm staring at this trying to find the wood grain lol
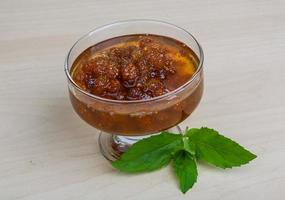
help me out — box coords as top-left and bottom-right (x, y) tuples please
(0, 0), (285, 199)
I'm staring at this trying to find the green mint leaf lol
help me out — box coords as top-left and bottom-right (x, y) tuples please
(173, 150), (198, 193)
(187, 127), (257, 168)
(186, 128), (200, 137)
(112, 132), (183, 173)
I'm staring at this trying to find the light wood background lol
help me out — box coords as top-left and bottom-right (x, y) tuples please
(1, 0), (285, 199)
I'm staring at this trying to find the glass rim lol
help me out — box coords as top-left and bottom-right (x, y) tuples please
(64, 19), (204, 104)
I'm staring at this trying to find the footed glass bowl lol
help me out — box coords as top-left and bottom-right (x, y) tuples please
(64, 20), (204, 161)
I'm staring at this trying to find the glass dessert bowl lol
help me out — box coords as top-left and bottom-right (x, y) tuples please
(64, 20), (204, 161)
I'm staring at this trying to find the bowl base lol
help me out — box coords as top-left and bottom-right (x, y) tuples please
(98, 126), (182, 161)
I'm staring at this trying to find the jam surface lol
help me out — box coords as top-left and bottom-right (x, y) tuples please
(71, 34), (198, 100)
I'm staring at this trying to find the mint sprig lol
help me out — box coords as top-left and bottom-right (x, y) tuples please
(112, 127), (257, 193)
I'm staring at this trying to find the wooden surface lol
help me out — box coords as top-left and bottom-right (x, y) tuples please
(1, 0), (285, 199)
